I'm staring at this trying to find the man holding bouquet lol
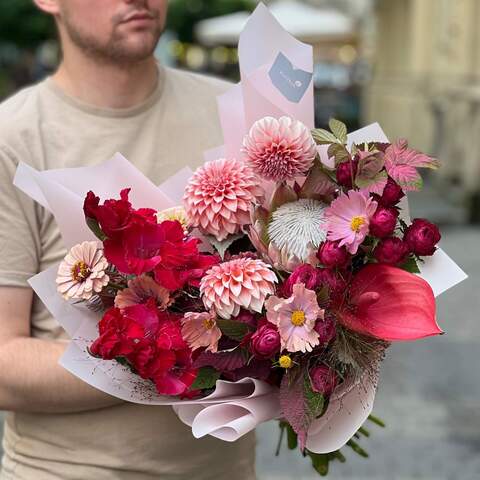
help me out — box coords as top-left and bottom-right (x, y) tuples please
(0, 0), (255, 478)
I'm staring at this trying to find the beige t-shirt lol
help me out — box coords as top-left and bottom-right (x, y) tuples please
(0, 67), (256, 480)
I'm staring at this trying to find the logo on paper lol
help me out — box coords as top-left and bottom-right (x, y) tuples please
(268, 52), (313, 103)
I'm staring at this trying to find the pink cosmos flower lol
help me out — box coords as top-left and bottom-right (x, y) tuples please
(181, 311), (222, 353)
(183, 158), (263, 241)
(242, 116), (317, 182)
(325, 190), (378, 254)
(114, 274), (171, 310)
(265, 283), (323, 353)
(200, 257), (277, 319)
(56, 241), (109, 300)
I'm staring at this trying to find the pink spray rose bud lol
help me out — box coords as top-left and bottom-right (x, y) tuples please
(374, 237), (409, 265)
(309, 365), (338, 397)
(379, 177), (404, 206)
(280, 264), (319, 297)
(369, 206), (399, 238)
(336, 160), (358, 189)
(314, 315), (336, 345)
(317, 268), (347, 299)
(404, 218), (441, 256)
(250, 324), (281, 359)
(233, 309), (257, 328)
(317, 241), (350, 268)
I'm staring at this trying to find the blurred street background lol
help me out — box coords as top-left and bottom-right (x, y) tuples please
(1, 0), (479, 478)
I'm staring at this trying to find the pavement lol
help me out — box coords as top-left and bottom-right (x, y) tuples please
(1, 188), (479, 480)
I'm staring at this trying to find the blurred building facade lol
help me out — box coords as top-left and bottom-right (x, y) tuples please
(363, 0), (480, 219)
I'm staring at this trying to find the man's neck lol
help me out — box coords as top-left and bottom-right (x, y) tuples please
(52, 50), (159, 110)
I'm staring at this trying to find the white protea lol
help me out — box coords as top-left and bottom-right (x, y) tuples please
(267, 199), (328, 262)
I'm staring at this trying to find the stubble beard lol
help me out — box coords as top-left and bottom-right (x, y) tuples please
(62, 9), (163, 66)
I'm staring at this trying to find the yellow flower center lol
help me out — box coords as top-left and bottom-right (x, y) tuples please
(203, 318), (216, 330)
(279, 355), (293, 369)
(291, 310), (306, 326)
(350, 215), (366, 232)
(71, 261), (90, 282)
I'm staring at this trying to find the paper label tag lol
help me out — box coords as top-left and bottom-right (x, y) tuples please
(268, 52), (312, 103)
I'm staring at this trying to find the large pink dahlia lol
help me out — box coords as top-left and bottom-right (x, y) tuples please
(200, 257), (277, 319)
(242, 116), (317, 182)
(183, 158), (263, 241)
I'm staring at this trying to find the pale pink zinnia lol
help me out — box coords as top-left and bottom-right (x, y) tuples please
(265, 283), (323, 353)
(200, 257), (277, 319)
(325, 190), (378, 254)
(56, 241), (109, 300)
(181, 310), (222, 353)
(114, 274), (171, 310)
(183, 158), (263, 241)
(242, 116), (317, 182)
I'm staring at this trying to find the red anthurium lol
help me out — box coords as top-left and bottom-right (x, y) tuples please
(338, 264), (441, 341)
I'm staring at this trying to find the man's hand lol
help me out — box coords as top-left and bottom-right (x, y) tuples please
(0, 286), (122, 413)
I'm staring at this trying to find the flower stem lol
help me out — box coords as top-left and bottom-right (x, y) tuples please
(275, 422), (286, 456)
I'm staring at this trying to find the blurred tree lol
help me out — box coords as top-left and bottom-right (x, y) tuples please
(0, 0), (55, 49)
(167, 0), (255, 43)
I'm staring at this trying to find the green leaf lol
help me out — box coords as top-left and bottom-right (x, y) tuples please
(312, 128), (338, 145)
(304, 376), (325, 419)
(86, 217), (107, 241)
(286, 424), (298, 450)
(355, 170), (388, 190)
(328, 118), (348, 144)
(191, 366), (220, 390)
(299, 158), (336, 199)
(309, 451), (330, 476)
(327, 143), (350, 165)
(270, 182), (298, 212)
(208, 233), (245, 260)
(368, 414), (386, 428)
(216, 318), (250, 341)
(399, 255), (421, 274)
(347, 439), (369, 458)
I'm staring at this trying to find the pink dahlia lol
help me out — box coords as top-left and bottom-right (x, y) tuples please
(265, 283), (322, 353)
(242, 116), (317, 182)
(181, 310), (222, 353)
(183, 158), (263, 241)
(200, 257), (277, 319)
(325, 190), (378, 254)
(114, 274), (171, 310)
(56, 241), (109, 300)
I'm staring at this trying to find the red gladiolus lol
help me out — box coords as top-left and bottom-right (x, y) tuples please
(90, 300), (197, 396)
(90, 307), (145, 359)
(154, 251), (219, 291)
(338, 264), (441, 341)
(84, 188), (138, 240)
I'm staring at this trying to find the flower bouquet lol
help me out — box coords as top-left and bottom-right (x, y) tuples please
(14, 3), (467, 476)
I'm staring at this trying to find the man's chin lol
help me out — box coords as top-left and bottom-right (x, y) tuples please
(106, 36), (159, 63)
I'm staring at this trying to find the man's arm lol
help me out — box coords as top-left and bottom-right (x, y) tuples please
(0, 286), (122, 413)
